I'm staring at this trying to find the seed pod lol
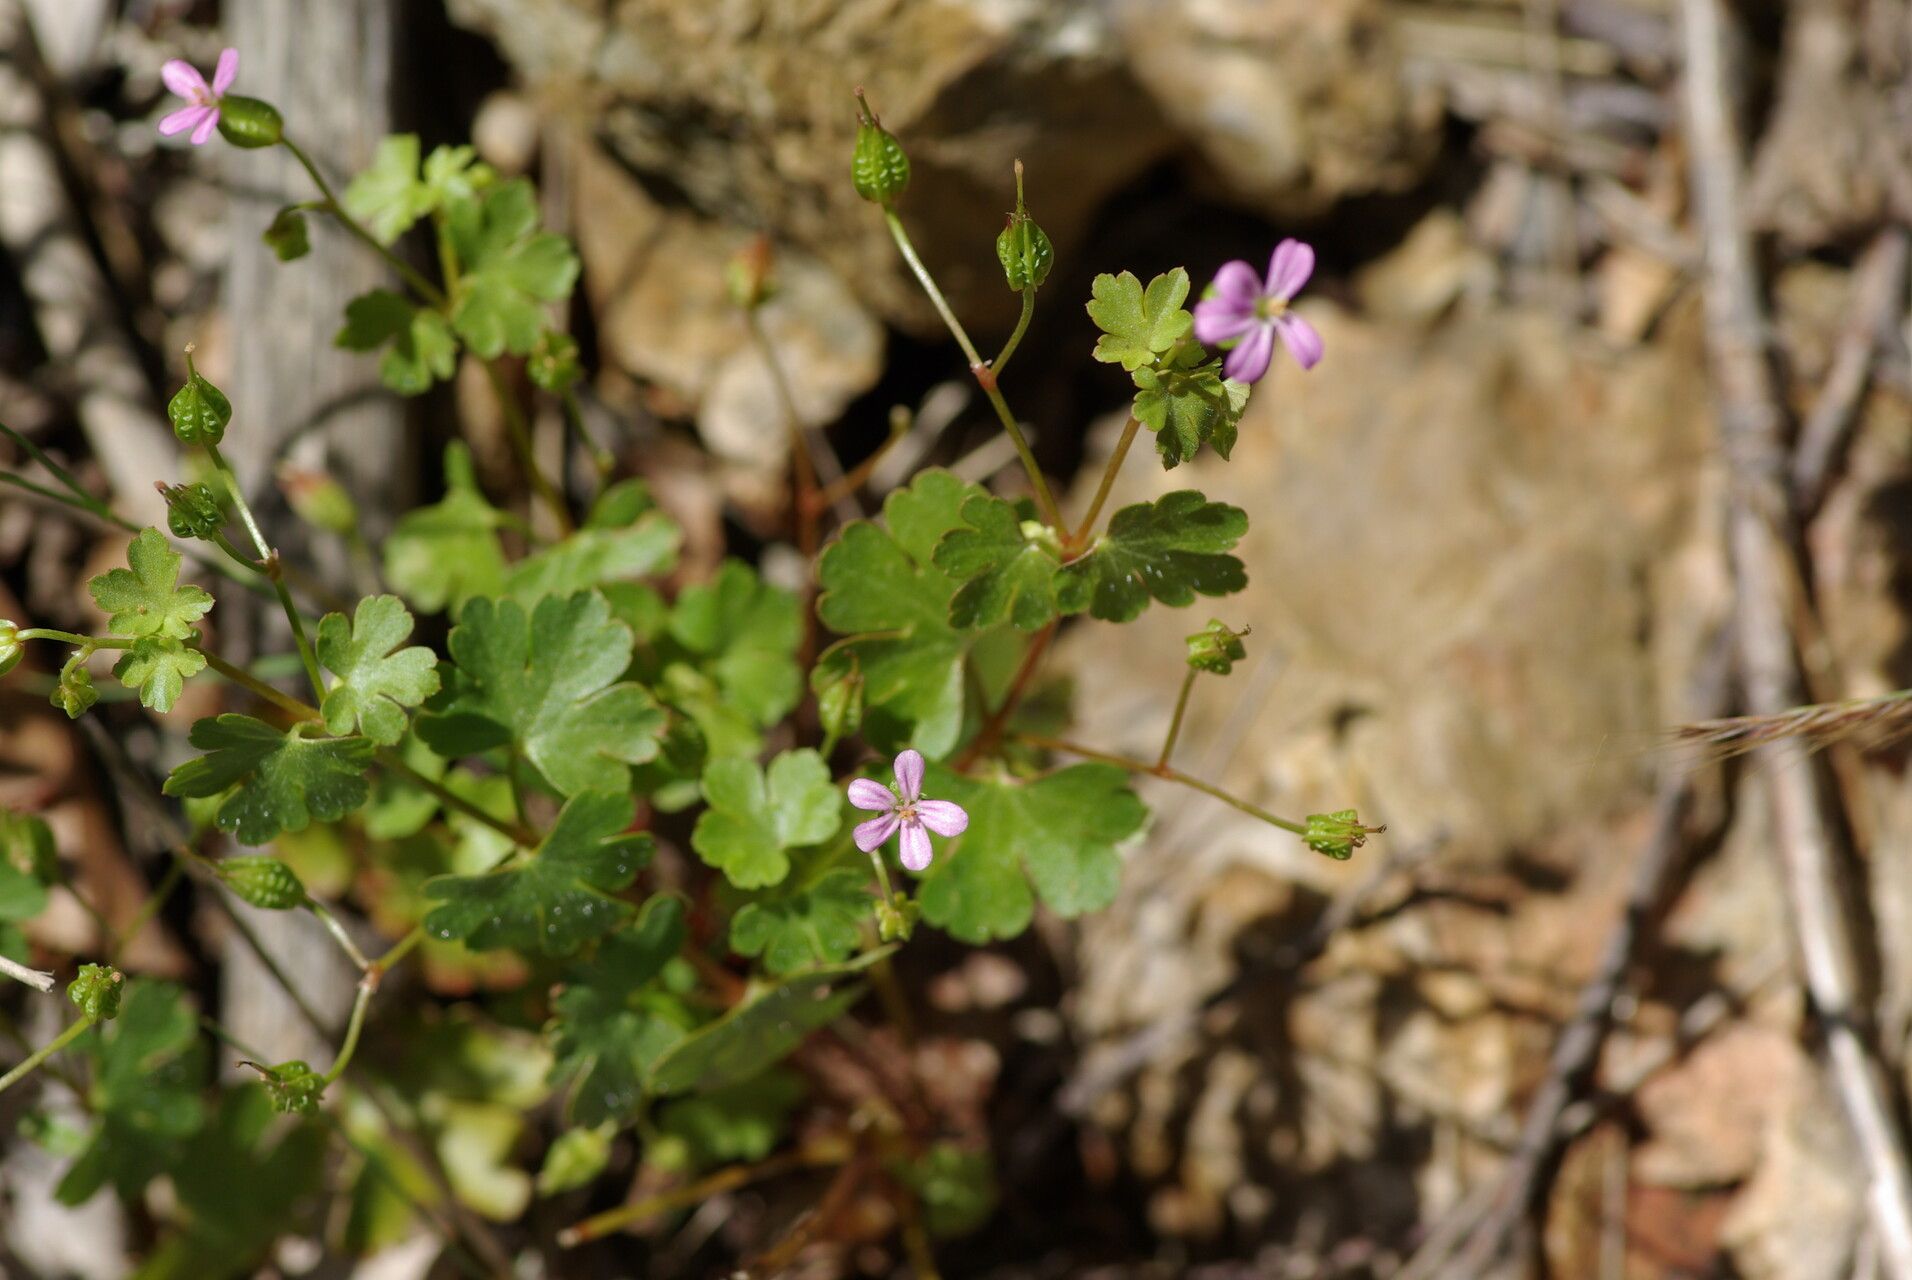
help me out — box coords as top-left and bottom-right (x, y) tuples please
(216, 95), (284, 148)
(67, 964), (124, 1022)
(851, 91), (910, 204)
(216, 857), (308, 910)
(161, 482), (224, 541)
(995, 162), (1053, 292)
(0, 620), (19, 678)
(256, 1060), (326, 1115)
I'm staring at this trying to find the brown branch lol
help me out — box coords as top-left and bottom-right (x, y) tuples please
(1792, 227), (1909, 515)
(1680, 0), (1912, 1271)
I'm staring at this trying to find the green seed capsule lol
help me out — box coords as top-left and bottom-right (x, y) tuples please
(216, 857), (308, 910)
(851, 92), (910, 204)
(0, 620), (19, 678)
(67, 964), (124, 1022)
(216, 95), (284, 149)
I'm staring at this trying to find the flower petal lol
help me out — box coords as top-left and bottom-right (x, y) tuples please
(854, 812), (901, 853)
(898, 821), (933, 872)
(1266, 239), (1315, 301)
(1192, 298), (1257, 346)
(914, 799), (969, 838)
(211, 48), (239, 97)
(161, 59), (208, 100)
(1221, 322), (1276, 384)
(158, 104), (212, 137)
(847, 778), (897, 811)
(191, 108), (221, 146)
(1210, 259), (1263, 307)
(1276, 312), (1324, 371)
(893, 749), (924, 802)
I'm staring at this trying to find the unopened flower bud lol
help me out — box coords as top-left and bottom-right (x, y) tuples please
(875, 896), (919, 943)
(725, 235), (777, 311)
(250, 1059), (326, 1114)
(50, 653), (96, 720)
(529, 330), (583, 394)
(0, 620), (19, 678)
(851, 90), (910, 204)
(276, 465), (358, 539)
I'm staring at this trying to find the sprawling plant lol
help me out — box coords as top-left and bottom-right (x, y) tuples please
(0, 52), (1374, 1272)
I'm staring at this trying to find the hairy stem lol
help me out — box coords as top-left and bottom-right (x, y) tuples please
(281, 135), (447, 308)
(481, 359), (574, 536)
(1069, 416), (1142, 553)
(324, 980), (373, 1083)
(203, 442), (326, 703)
(992, 287), (1036, 378)
(311, 901), (371, 971)
(0, 1014), (94, 1098)
(959, 622), (1057, 767)
(558, 1136), (854, 1246)
(1014, 732), (1309, 835)
(880, 207), (1062, 527)
(1157, 668), (1198, 770)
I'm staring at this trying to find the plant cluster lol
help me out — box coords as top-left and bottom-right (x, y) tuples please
(0, 52), (1375, 1272)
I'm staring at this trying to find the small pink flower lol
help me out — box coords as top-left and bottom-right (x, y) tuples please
(158, 47), (238, 146)
(847, 749), (969, 873)
(1192, 238), (1324, 383)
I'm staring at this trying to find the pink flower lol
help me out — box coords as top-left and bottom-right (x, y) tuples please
(159, 48), (238, 146)
(847, 749), (969, 873)
(1192, 238), (1324, 383)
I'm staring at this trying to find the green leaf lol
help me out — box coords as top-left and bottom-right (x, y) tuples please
(447, 179), (581, 358)
(342, 134), (434, 245)
(57, 980), (207, 1205)
(548, 895), (692, 1125)
(383, 445), (508, 613)
(89, 528), (212, 640)
(730, 866), (869, 975)
(421, 144), (495, 206)
(1087, 268), (1193, 371)
(502, 515), (680, 604)
(162, 715), (375, 846)
(318, 594), (441, 745)
(816, 470), (984, 758)
(668, 560), (802, 726)
(424, 791), (652, 954)
(537, 1123), (615, 1195)
(1056, 491), (1248, 623)
(0, 859), (48, 923)
(135, 1087), (326, 1280)
(166, 365), (231, 446)
(646, 952), (886, 1096)
(691, 749), (840, 889)
(0, 809), (57, 886)
(112, 636), (206, 714)
(335, 289), (458, 396)
(419, 592), (666, 796)
(261, 205), (310, 262)
(1133, 357), (1249, 469)
(897, 1144), (998, 1238)
(933, 495), (1063, 632)
(656, 1070), (804, 1168)
(915, 763), (1146, 943)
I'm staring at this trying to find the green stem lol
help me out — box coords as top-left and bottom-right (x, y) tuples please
(202, 650), (316, 720)
(880, 207), (1062, 528)
(1014, 732), (1309, 835)
(561, 388), (616, 480)
(0, 469), (108, 516)
(0, 1015), (94, 1098)
(372, 926), (425, 976)
(992, 287), (1036, 378)
(867, 847), (899, 912)
(18, 628), (128, 648)
(481, 359), (574, 536)
(558, 1136), (854, 1246)
(0, 420), (97, 507)
(378, 749), (537, 847)
(1157, 668), (1198, 770)
(324, 980), (373, 1083)
(203, 442), (327, 703)
(1069, 415), (1142, 553)
(110, 861), (185, 966)
(311, 901), (371, 971)
(281, 135), (448, 308)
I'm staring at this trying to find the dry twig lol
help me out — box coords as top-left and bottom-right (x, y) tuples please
(1681, 0), (1912, 1270)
